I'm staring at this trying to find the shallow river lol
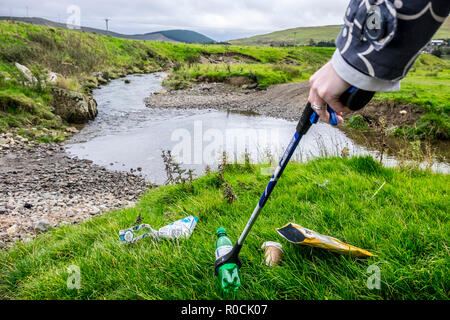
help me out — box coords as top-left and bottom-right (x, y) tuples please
(65, 73), (448, 184)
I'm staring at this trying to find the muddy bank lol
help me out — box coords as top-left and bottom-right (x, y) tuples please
(0, 131), (152, 248)
(349, 100), (424, 128)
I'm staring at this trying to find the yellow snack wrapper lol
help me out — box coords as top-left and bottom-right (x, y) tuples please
(277, 223), (374, 258)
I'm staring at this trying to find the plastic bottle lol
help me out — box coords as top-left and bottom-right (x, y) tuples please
(215, 227), (241, 293)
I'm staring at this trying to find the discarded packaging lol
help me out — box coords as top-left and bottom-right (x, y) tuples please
(119, 224), (159, 244)
(215, 228), (241, 293)
(119, 216), (198, 244)
(277, 223), (374, 258)
(158, 216), (198, 239)
(261, 241), (283, 266)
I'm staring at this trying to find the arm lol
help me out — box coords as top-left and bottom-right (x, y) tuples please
(310, 0), (450, 123)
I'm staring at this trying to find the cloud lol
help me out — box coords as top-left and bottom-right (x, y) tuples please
(0, 0), (349, 40)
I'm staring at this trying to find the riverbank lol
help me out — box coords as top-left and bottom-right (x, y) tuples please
(145, 81), (310, 121)
(1, 156), (448, 299)
(145, 81), (450, 161)
(0, 131), (151, 248)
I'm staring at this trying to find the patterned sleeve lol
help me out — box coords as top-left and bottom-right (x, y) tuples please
(331, 0), (450, 91)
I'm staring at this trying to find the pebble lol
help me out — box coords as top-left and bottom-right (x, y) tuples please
(7, 224), (18, 236)
(24, 203), (33, 209)
(35, 219), (51, 232)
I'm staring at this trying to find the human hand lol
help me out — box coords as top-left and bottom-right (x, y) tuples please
(308, 61), (351, 125)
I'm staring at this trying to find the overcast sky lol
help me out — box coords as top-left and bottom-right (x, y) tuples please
(0, 0), (349, 41)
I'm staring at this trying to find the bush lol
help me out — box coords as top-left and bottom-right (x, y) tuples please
(345, 115), (368, 130)
(415, 113), (450, 140)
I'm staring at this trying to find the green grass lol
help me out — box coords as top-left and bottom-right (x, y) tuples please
(0, 21), (334, 139)
(231, 19), (450, 46)
(166, 63), (311, 89)
(1, 157), (448, 300)
(376, 54), (450, 139)
(230, 25), (343, 46)
(434, 18), (450, 40)
(0, 20), (448, 141)
(164, 47), (333, 89)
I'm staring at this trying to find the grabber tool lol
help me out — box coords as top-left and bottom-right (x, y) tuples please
(214, 87), (375, 275)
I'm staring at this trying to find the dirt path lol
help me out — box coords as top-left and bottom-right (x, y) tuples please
(0, 132), (151, 248)
(145, 81), (311, 121)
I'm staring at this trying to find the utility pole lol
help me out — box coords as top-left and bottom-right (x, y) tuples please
(105, 18), (109, 35)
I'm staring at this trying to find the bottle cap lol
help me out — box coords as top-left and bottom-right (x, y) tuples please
(217, 227), (227, 236)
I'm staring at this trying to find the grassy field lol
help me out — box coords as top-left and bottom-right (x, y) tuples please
(164, 47), (333, 89)
(230, 19), (450, 46)
(374, 54), (450, 140)
(230, 25), (342, 46)
(1, 156), (448, 300)
(0, 21), (333, 140)
(0, 20), (449, 142)
(434, 18), (450, 40)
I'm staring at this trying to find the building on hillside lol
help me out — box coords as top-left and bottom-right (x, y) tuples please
(422, 39), (447, 53)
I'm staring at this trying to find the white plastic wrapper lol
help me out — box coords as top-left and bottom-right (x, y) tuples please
(158, 216), (198, 239)
(119, 216), (198, 244)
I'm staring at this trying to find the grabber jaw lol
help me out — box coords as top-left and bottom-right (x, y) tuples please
(214, 243), (242, 276)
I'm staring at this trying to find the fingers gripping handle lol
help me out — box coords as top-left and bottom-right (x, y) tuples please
(296, 87), (375, 134)
(310, 106), (339, 126)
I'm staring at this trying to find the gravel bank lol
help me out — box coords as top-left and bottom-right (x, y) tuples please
(144, 82), (311, 121)
(0, 132), (152, 248)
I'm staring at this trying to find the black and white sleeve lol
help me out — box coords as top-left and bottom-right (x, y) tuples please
(332, 0), (450, 92)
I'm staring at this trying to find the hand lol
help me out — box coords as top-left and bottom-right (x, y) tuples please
(308, 61), (351, 125)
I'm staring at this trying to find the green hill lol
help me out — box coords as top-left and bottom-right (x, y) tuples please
(0, 17), (216, 44)
(154, 30), (215, 44)
(434, 17), (450, 39)
(230, 25), (343, 46)
(231, 18), (450, 46)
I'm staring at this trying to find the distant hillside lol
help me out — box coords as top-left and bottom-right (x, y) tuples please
(231, 18), (450, 46)
(434, 18), (450, 39)
(0, 16), (216, 44)
(230, 25), (342, 46)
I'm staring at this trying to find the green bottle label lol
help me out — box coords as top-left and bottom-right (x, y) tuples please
(215, 245), (232, 260)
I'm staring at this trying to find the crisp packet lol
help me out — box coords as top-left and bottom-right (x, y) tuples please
(277, 223), (374, 258)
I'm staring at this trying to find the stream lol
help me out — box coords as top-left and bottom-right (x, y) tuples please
(65, 73), (449, 184)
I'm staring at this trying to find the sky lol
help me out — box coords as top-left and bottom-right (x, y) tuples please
(0, 0), (349, 41)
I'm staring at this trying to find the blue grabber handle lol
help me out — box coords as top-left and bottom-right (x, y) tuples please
(214, 86), (374, 275)
(297, 87), (375, 135)
(310, 105), (339, 126)
(309, 86), (375, 126)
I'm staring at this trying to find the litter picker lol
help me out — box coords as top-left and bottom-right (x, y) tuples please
(215, 87), (375, 275)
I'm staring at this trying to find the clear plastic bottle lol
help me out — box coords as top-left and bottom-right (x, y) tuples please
(215, 227), (241, 293)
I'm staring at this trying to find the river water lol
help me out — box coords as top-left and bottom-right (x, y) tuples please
(65, 73), (448, 184)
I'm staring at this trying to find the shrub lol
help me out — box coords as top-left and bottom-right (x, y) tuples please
(345, 115), (368, 130)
